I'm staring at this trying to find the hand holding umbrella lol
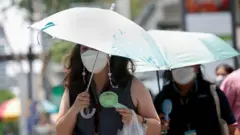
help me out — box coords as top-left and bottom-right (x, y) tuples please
(79, 3), (117, 119)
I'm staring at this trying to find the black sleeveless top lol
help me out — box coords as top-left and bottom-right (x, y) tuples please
(69, 78), (137, 135)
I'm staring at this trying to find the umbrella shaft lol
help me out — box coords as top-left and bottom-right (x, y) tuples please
(86, 51), (100, 92)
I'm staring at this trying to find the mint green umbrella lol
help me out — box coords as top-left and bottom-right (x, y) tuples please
(135, 30), (240, 72)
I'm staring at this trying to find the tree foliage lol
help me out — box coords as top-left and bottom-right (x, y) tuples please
(19, 0), (96, 15)
(101, 0), (148, 20)
(50, 41), (74, 63)
(131, 0), (145, 20)
(18, 0), (148, 19)
(0, 90), (15, 104)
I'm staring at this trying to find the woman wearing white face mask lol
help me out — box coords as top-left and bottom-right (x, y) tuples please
(154, 65), (239, 135)
(215, 64), (234, 86)
(55, 44), (161, 135)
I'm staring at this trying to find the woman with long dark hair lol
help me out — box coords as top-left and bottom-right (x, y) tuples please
(56, 44), (161, 135)
(154, 65), (239, 135)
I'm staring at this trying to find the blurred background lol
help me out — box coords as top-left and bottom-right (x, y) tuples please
(0, 0), (239, 134)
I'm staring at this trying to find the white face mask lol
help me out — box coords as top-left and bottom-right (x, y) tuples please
(216, 75), (225, 86)
(172, 67), (196, 85)
(81, 50), (108, 74)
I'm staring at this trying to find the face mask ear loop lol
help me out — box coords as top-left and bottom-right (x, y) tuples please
(108, 2), (118, 88)
(108, 55), (118, 88)
(82, 68), (86, 84)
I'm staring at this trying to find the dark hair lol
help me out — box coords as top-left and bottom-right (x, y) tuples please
(216, 64), (234, 74)
(63, 44), (135, 103)
(162, 70), (172, 84)
(196, 67), (204, 81)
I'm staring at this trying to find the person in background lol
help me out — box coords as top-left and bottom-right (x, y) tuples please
(154, 65), (239, 135)
(215, 64), (234, 86)
(221, 69), (240, 130)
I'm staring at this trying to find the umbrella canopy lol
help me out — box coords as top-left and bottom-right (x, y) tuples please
(30, 7), (167, 69)
(135, 30), (240, 72)
(0, 98), (30, 122)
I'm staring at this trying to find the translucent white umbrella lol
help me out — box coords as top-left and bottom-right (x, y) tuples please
(29, 4), (166, 69)
(135, 30), (240, 72)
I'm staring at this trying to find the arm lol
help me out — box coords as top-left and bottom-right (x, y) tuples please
(56, 90), (78, 135)
(217, 88), (239, 135)
(131, 78), (161, 135)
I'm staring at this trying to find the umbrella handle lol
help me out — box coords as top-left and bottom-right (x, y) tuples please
(80, 2), (115, 120)
(80, 107), (96, 119)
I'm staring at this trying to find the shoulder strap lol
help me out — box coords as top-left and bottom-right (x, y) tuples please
(210, 85), (221, 121)
(127, 76), (134, 89)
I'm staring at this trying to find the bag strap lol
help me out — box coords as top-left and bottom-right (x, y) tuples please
(210, 85), (221, 121)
